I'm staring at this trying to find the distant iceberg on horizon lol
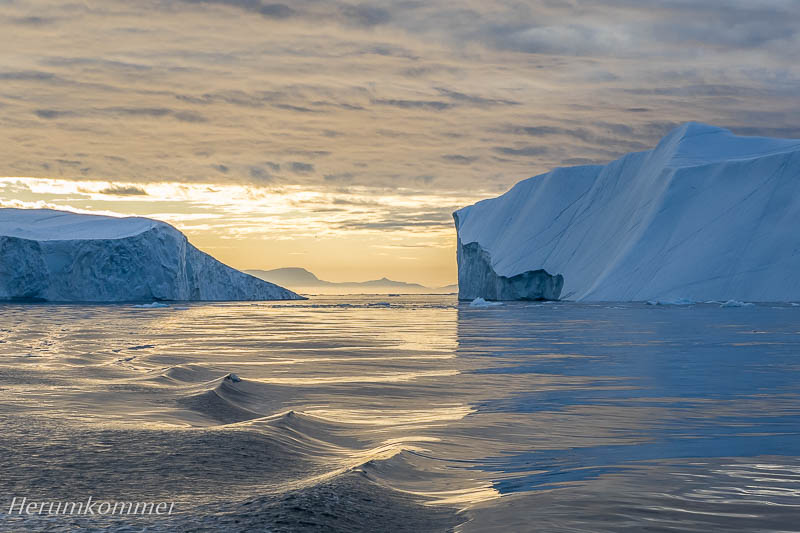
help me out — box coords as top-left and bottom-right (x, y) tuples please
(454, 122), (800, 302)
(0, 208), (303, 302)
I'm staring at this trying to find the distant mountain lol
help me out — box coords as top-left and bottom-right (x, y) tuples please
(246, 268), (326, 287)
(245, 268), (455, 294)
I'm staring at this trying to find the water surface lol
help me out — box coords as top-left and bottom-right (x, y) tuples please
(1, 296), (798, 531)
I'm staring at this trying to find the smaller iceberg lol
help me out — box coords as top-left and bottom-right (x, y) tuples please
(720, 300), (755, 308)
(646, 298), (695, 306)
(132, 302), (170, 309)
(469, 297), (504, 308)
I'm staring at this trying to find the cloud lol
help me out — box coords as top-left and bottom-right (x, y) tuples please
(435, 88), (519, 107)
(2, 0), (800, 199)
(493, 146), (549, 157)
(497, 24), (633, 56)
(33, 106), (207, 122)
(249, 166), (273, 181)
(34, 109), (73, 119)
(372, 98), (453, 111)
(99, 185), (148, 196)
(172, 110), (207, 123)
(10, 16), (57, 26)
(289, 162), (314, 174)
(0, 70), (57, 81)
(334, 207), (455, 231)
(324, 172), (355, 182)
(442, 155), (479, 164)
(182, 0), (295, 19)
(339, 4), (392, 27)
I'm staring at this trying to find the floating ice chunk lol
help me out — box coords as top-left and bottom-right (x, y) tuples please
(133, 302), (170, 308)
(720, 300), (755, 308)
(646, 298), (695, 306)
(469, 297), (504, 307)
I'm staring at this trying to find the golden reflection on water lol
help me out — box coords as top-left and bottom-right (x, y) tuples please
(2, 297), (800, 531)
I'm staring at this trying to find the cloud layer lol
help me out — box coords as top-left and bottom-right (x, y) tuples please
(1, 0), (799, 282)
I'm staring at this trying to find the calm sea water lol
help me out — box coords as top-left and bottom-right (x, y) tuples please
(1, 295), (799, 531)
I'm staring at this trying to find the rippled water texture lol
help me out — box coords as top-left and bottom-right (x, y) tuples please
(1, 296), (799, 531)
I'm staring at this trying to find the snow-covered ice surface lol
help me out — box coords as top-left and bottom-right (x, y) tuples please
(0, 208), (302, 302)
(455, 123), (800, 302)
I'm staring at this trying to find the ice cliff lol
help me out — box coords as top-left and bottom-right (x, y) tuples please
(0, 208), (302, 302)
(454, 122), (800, 302)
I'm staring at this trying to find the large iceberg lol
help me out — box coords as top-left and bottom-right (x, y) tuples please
(454, 123), (800, 302)
(0, 208), (302, 302)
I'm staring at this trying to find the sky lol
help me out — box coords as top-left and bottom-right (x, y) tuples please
(1, 0), (799, 286)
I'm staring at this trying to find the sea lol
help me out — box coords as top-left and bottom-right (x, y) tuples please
(1, 295), (799, 532)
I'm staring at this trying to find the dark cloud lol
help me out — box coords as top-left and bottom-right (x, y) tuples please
(34, 109), (72, 119)
(248, 166), (273, 181)
(11, 16), (57, 26)
(503, 123), (653, 152)
(99, 185), (148, 196)
(442, 154), (479, 164)
(273, 103), (319, 113)
(290, 162), (314, 174)
(286, 149), (331, 158)
(493, 146), (549, 157)
(372, 98), (453, 111)
(335, 208), (454, 231)
(173, 110), (207, 122)
(560, 158), (603, 166)
(324, 172), (355, 182)
(175, 90), (283, 107)
(42, 57), (152, 72)
(436, 88), (519, 107)
(726, 126), (800, 139)
(104, 107), (172, 117)
(34, 106), (206, 122)
(0, 70), (57, 81)
(182, 0), (295, 19)
(339, 4), (392, 27)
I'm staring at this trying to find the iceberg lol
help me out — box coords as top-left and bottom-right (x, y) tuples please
(469, 297), (504, 307)
(0, 208), (302, 302)
(720, 300), (755, 308)
(454, 123), (800, 302)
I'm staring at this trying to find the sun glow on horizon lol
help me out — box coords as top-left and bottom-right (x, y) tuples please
(0, 176), (490, 286)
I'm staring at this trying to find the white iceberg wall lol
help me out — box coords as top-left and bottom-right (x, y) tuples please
(0, 209), (301, 302)
(454, 123), (800, 302)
